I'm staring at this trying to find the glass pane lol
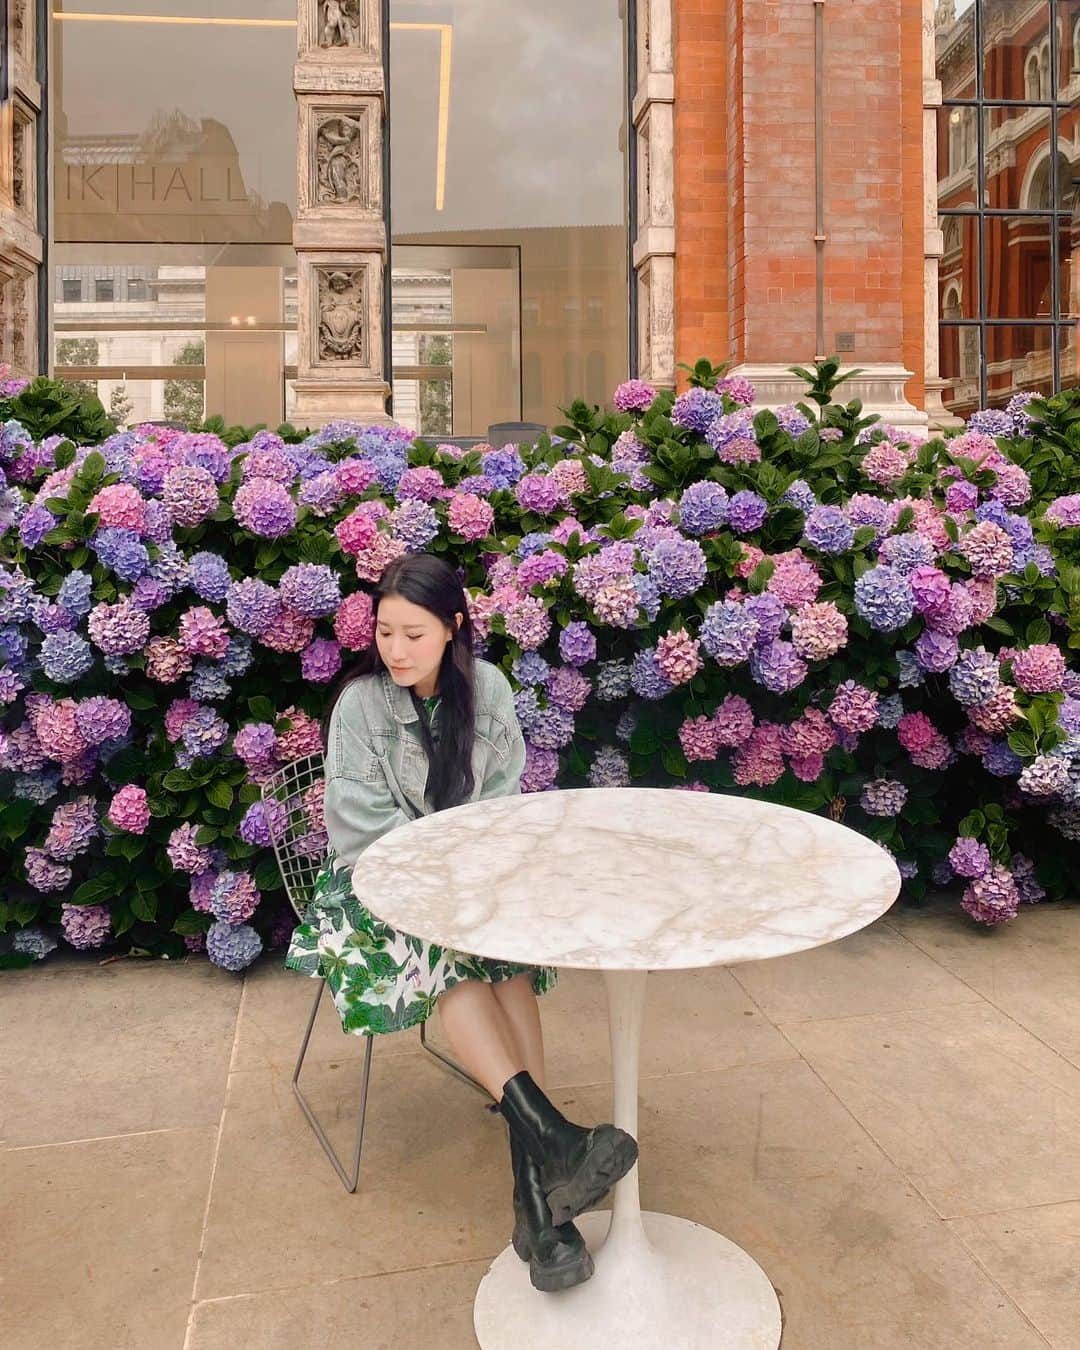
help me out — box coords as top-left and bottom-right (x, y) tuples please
(1060, 3), (1080, 98)
(983, 213), (1053, 319)
(939, 215), (980, 318)
(937, 106), (977, 208)
(986, 323), (1049, 401)
(54, 1), (296, 245)
(939, 323), (982, 417)
(937, 5), (976, 101)
(1060, 322), (1080, 388)
(389, 0), (628, 434)
(982, 2), (1050, 101)
(53, 249), (293, 428)
(983, 107), (1060, 210)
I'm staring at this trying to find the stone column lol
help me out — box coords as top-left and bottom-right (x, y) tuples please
(632, 0), (676, 389)
(922, 0), (961, 426)
(1, 0), (45, 379)
(291, 0), (390, 427)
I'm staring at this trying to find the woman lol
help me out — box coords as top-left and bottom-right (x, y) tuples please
(286, 553), (638, 1293)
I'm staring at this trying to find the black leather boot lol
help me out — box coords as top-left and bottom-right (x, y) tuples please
(509, 1129), (595, 1292)
(499, 1071), (639, 1227)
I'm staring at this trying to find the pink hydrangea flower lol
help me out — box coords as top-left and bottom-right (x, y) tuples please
(712, 693), (755, 747)
(259, 607), (315, 653)
(651, 630), (701, 686)
(108, 784), (151, 834)
(968, 685), (1020, 733)
(178, 606), (230, 659)
(334, 591), (376, 650)
(276, 707), (323, 761)
(1011, 643), (1065, 694)
(145, 636), (195, 683)
(89, 482), (148, 534)
(791, 601), (848, 660)
(447, 492), (495, 542)
(354, 533), (407, 582)
(679, 715), (721, 762)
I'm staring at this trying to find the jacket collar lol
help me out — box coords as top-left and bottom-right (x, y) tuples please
(380, 668), (419, 724)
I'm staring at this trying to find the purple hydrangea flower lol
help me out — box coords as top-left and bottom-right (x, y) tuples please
(613, 379), (656, 413)
(279, 562), (341, 618)
(727, 490), (769, 534)
(480, 446), (527, 489)
(961, 866), (1020, 925)
(860, 779), (908, 816)
(587, 744), (632, 787)
(188, 551), (232, 602)
(19, 504), (55, 549)
(854, 565), (916, 631)
(743, 591), (787, 644)
(300, 637), (342, 683)
(92, 527), (149, 582)
(57, 570), (93, 617)
(678, 480), (730, 535)
(226, 578), (281, 636)
(75, 696), (131, 745)
(671, 387), (722, 432)
(40, 631), (94, 684)
(948, 837), (992, 878)
(780, 479), (816, 512)
(948, 647), (1000, 706)
(749, 638), (807, 693)
(700, 600), (759, 665)
(630, 648), (675, 701)
(206, 920), (263, 971)
(803, 506), (854, 554)
(558, 621), (597, 667)
(60, 901), (111, 948)
(512, 652), (551, 686)
(914, 628), (959, 674)
(646, 536), (707, 599)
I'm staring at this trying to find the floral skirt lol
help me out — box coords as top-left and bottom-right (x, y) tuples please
(284, 858), (558, 1036)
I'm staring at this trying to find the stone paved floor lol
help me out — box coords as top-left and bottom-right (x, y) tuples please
(4, 893), (1080, 1349)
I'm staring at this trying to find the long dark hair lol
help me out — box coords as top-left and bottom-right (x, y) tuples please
(325, 554), (476, 810)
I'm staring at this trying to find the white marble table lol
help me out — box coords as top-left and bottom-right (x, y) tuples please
(354, 787), (901, 1349)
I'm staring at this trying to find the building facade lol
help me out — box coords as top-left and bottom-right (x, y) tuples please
(1, 1), (1076, 433)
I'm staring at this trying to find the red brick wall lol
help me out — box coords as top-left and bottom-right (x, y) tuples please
(673, 0), (927, 403)
(673, 0), (732, 373)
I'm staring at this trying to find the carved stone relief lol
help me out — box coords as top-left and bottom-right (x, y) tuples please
(11, 275), (29, 371)
(317, 268), (365, 361)
(319, 0), (365, 48)
(12, 0), (28, 58)
(12, 126), (25, 212)
(316, 112), (369, 204)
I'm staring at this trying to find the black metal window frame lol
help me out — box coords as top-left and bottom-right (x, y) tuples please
(939, 0), (1078, 404)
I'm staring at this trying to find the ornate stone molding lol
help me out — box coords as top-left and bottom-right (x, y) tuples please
(293, 0), (390, 426)
(632, 0), (676, 388)
(1, 0), (44, 378)
(732, 363), (926, 429)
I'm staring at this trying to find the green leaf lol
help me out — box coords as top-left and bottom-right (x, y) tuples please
(70, 871), (123, 906)
(206, 781), (234, 811)
(124, 688), (158, 712)
(247, 696), (277, 722)
(161, 770), (192, 794)
(131, 891), (158, 923)
(1025, 618), (1052, 645)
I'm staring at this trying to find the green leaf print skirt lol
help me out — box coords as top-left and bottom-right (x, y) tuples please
(284, 858), (558, 1036)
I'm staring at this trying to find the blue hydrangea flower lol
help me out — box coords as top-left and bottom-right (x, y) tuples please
(207, 920), (263, 972)
(518, 531), (554, 558)
(630, 648), (675, 701)
(677, 480), (729, 535)
(803, 506), (854, 554)
(40, 631), (94, 684)
(512, 652), (551, 686)
(595, 659), (632, 701)
(646, 537), (707, 599)
(700, 600), (759, 665)
(948, 646), (1000, 706)
(854, 565), (916, 631)
(188, 551), (232, 602)
(780, 479), (816, 513)
(480, 446), (527, 489)
(93, 527), (150, 582)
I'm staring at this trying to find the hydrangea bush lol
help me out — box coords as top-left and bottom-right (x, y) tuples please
(1, 355), (1077, 971)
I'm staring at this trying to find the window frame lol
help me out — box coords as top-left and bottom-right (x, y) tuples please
(939, 0), (1077, 404)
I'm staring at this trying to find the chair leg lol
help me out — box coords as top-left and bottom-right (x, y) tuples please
(419, 1017), (492, 1101)
(291, 978), (374, 1193)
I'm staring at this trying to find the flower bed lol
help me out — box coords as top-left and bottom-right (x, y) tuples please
(0, 357), (1076, 970)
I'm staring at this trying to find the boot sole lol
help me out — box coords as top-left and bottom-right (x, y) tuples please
(544, 1130), (639, 1227)
(530, 1248), (595, 1293)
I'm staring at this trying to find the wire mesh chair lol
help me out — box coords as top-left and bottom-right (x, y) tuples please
(262, 752), (490, 1192)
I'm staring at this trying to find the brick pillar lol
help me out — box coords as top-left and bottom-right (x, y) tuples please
(674, 0), (931, 425)
(1, 0), (45, 379)
(291, 0), (391, 428)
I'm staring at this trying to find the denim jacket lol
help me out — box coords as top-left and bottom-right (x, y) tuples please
(323, 658), (526, 870)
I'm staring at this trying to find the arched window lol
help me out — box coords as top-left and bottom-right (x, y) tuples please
(1040, 40), (1053, 99)
(942, 284), (962, 321)
(1026, 51), (1041, 101)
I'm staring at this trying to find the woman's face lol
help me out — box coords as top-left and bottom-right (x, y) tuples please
(375, 593), (458, 693)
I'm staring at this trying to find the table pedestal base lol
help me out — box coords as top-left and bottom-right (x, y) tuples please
(473, 1209), (782, 1349)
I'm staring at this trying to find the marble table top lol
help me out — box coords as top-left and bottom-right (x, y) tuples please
(353, 787), (902, 971)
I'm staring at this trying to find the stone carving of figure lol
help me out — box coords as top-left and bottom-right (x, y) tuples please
(320, 0), (360, 48)
(319, 270), (364, 361)
(317, 115), (365, 204)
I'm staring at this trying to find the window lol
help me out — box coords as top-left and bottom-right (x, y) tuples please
(936, 1), (1080, 412)
(61, 279), (82, 303)
(388, 0), (629, 435)
(95, 279), (114, 303)
(127, 278), (148, 302)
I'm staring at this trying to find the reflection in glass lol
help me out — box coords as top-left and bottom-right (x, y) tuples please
(981, 2), (1050, 101)
(937, 106), (977, 209)
(983, 213), (1052, 319)
(939, 214), (980, 319)
(389, 0), (628, 435)
(940, 323), (981, 417)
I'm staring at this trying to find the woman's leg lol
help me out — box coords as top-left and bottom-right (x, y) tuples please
(436, 979), (525, 1099)
(492, 974), (547, 1089)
